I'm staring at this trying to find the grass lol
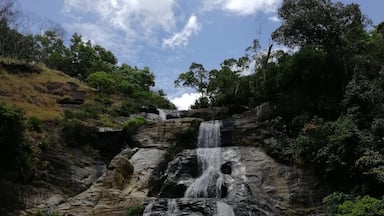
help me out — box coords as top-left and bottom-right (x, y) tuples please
(0, 60), (91, 120)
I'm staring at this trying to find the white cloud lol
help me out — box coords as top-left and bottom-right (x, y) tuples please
(170, 92), (200, 110)
(203, 0), (282, 15)
(268, 16), (280, 22)
(63, 0), (177, 35)
(163, 15), (201, 49)
(62, 0), (178, 61)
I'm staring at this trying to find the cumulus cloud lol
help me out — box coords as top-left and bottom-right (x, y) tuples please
(170, 92), (200, 110)
(203, 0), (282, 15)
(63, 0), (177, 35)
(163, 15), (201, 49)
(62, 0), (178, 59)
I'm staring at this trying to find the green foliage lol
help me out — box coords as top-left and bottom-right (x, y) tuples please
(60, 120), (97, 147)
(86, 71), (116, 93)
(123, 116), (146, 134)
(324, 193), (384, 216)
(0, 103), (35, 182)
(175, 62), (208, 108)
(190, 96), (210, 109)
(16, 145), (35, 183)
(118, 99), (140, 116)
(63, 109), (90, 121)
(0, 103), (25, 172)
(294, 115), (360, 178)
(272, 0), (366, 52)
(355, 150), (384, 184)
(126, 206), (145, 216)
(28, 116), (42, 132)
(34, 210), (59, 216)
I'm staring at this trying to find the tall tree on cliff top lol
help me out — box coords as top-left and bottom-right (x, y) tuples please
(272, 0), (366, 51)
(272, 0), (368, 97)
(175, 62), (209, 107)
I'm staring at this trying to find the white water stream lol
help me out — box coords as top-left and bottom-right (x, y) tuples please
(144, 120), (235, 215)
(185, 120), (224, 198)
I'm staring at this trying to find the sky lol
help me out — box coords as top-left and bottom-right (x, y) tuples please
(17, 0), (384, 110)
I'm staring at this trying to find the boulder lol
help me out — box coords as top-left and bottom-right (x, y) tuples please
(102, 149), (135, 189)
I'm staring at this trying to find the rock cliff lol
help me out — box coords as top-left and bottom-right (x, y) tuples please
(21, 103), (326, 215)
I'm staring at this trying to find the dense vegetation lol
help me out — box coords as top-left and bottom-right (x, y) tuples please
(0, 1), (174, 213)
(0, 0), (174, 118)
(175, 0), (384, 213)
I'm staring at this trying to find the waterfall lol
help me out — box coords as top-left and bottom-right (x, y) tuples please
(157, 109), (181, 121)
(166, 199), (181, 216)
(142, 203), (153, 216)
(217, 201), (235, 216)
(144, 120), (237, 215)
(158, 109), (167, 121)
(185, 120), (224, 198)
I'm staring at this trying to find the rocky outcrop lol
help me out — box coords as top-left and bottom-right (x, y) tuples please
(22, 103), (326, 216)
(102, 148), (135, 189)
(24, 148), (165, 216)
(146, 147), (323, 216)
(220, 103), (294, 162)
(134, 117), (200, 149)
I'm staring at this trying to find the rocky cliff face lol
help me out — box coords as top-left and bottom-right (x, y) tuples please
(146, 147), (322, 215)
(22, 104), (325, 216)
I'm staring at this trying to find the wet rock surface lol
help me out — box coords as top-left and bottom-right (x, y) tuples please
(147, 147), (322, 216)
(21, 105), (326, 216)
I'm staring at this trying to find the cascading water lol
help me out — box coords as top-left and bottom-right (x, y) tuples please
(143, 120), (236, 215)
(158, 109), (167, 121)
(217, 201), (235, 216)
(185, 120), (224, 198)
(157, 108), (181, 121)
(166, 199), (181, 216)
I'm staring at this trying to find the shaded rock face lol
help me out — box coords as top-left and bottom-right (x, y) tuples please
(187, 107), (230, 121)
(157, 151), (199, 198)
(7, 148), (106, 215)
(25, 148), (165, 216)
(220, 103), (294, 163)
(22, 118), (200, 216)
(134, 117), (199, 149)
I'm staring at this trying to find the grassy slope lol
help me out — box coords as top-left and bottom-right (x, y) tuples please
(0, 59), (92, 120)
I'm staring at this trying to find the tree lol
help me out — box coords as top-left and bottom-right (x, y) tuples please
(86, 71), (116, 93)
(175, 62), (209, 107)
(272, 0), (366, 52)
(208, 59), (241, 106)
(34, 30), (69, 69)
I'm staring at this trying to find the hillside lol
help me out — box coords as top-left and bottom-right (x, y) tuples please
(0, 59), (92, 120)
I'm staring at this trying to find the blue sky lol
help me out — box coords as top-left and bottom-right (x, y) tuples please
(18, 0), (384, 110)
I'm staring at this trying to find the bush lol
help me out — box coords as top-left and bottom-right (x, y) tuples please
(60, 120), (97, 147)
(324, 193), (384, 216)
(64, 110), (87, 120)
(118, 100), (140, 116)
(294, 115), (360, 178)
(86, 71), (116, 93)
(123, 116), (146, 134)
(16, 143), (35, 183)
(126, 206), (145, 216)
(28, 116), (42, 132)
(0, 103), (25, 172)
